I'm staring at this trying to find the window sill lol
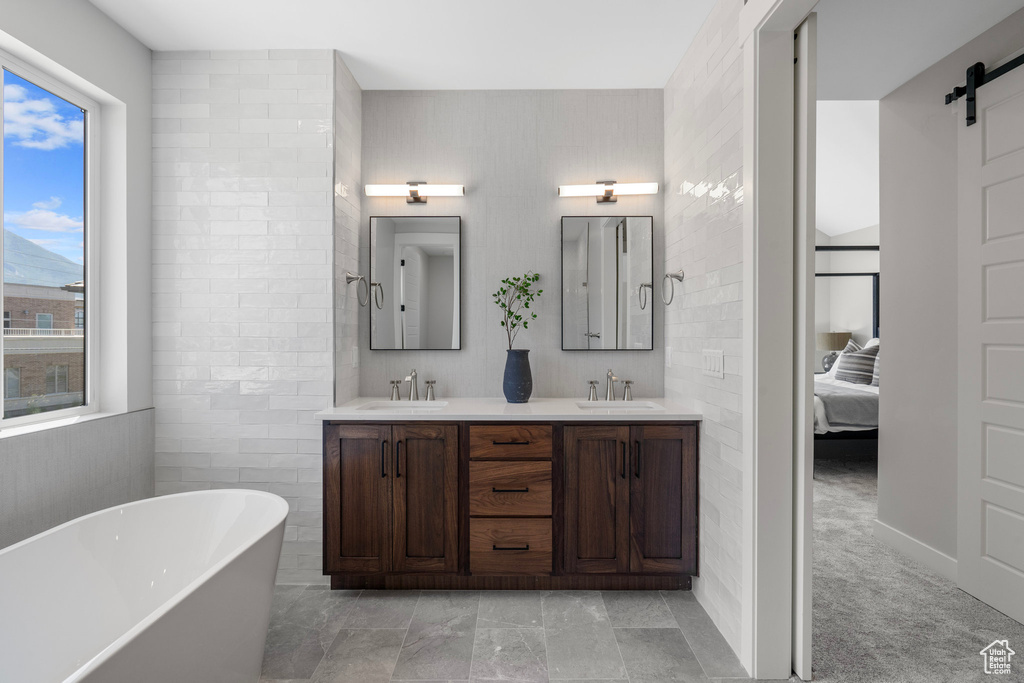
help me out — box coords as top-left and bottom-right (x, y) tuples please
(0, 409), (126, 440)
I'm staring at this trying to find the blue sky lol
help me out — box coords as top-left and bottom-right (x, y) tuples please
(3, 68), (85, 265)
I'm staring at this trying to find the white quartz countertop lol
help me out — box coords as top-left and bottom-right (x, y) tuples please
(316, 397), (702, 422)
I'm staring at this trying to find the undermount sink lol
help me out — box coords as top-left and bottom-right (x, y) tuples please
(358, 400), (448, 411)
(575, 400), (663, 410)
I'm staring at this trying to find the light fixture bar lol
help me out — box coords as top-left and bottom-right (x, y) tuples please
(364, 182), (465, 203)
(558, 180), (659, 203)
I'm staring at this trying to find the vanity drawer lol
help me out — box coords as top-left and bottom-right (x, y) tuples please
(469, 425), (552, 460)
(470, 518), (552, 575)
(470, 461), (552, 516)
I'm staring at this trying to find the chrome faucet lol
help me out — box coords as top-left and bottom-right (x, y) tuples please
(622, 380), (634, 401)
(425, 380), (436, 401)
(606, 369), (619, 401)
(405, 369), (419, 401)
(389, 380), (402, 401)
(587, 380), (599, 401)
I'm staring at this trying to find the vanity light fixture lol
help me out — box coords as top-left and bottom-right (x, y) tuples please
(557, 180), (659, 203)
(364, 181), (465, 204)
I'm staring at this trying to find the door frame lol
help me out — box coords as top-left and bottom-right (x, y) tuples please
(739, 0), (818, 678)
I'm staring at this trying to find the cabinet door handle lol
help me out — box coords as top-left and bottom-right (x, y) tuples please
(492, 487), (529, 493)
(492, 440), (530, 446)
(634, 440), (641, 478)
(395, 440), (402, 478)
(493, 544), (530, 551)
(381, 439), (387, 478)
(621, 442), (627, 479)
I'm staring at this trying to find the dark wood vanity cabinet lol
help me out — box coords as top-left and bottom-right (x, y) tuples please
(564, 424), (697, 576)
(324, 419), (697, 589)
(323, 423), (458, 575)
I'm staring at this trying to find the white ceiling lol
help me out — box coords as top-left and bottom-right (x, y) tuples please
(816, 101), (878, 237)
(816, 0), (1024, 99)
(86, 0), (718, 90)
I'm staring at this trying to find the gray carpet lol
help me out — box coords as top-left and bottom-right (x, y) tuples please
(813, 458), (1024, 682)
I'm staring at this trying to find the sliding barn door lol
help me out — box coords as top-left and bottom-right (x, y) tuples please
(957, 63), (1024, 623)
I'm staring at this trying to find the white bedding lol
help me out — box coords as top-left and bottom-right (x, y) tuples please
(813, 376), (879, 434)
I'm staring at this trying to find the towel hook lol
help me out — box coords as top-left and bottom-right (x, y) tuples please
(346, 272), (370, 307)
(662, 270), (685, 305)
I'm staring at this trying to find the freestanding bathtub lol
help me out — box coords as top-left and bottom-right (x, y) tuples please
(0, 489), (288, 683)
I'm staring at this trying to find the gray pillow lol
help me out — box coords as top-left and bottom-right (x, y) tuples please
(836, 345), (880, 385)
(871, 352), (880, 387)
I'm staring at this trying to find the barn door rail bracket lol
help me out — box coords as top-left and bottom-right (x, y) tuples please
(945, 52), (1024, 126)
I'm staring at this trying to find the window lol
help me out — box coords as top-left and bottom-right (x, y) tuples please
(45, 365), (69, 395)
(2, 54), (96, 424)
(4, 368), (19, 399)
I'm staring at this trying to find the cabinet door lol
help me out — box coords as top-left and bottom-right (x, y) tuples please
(323, 424), (392, 573)
(564, 426), (630, 574)
(629, 424), (697, 574)
(392, 424), (459, 573)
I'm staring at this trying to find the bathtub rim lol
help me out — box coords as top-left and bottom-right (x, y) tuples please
(0, 488), (289, 683)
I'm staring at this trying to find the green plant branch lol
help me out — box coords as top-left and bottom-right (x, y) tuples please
(492, 271), (543, 350)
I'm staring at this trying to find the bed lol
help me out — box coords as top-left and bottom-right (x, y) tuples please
(813, 375), (878, 435)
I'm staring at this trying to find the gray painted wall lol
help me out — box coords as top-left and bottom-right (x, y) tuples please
(0, 410), (155, 550)
(878, 6), (1024, 565)
(358, 89), (665, 399)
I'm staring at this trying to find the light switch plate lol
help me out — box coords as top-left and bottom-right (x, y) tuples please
(665, 346), (673, 367)
(352, 346), (359, 369)
(702, 349), (724, 378)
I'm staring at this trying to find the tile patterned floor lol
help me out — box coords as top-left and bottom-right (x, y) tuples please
(260, 588), (751, 683)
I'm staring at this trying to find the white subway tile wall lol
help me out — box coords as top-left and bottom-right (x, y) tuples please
(663, 0), (744, 654)
(152, 49), (345, 584)
(359, 90), (665, 397)
(333, 53), (362, 404)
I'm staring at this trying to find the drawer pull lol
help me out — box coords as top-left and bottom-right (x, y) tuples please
(493, 544), (530, 551)
(492, 440), (531, 446)
(492, 486), (529, 493)
(381, 439), (387, 478)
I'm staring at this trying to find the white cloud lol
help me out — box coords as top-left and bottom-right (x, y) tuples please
(32, 196), (63, 210)
(5, 208), (84, 233)
(3, 83), (84, 150)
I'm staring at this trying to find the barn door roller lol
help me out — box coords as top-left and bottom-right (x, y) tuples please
(945, 52), (1024, 126)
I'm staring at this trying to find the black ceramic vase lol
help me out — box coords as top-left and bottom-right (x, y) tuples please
(502, 349), (533, 403)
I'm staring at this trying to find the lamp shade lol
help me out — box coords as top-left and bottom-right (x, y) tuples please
(816, 331), (852, 351)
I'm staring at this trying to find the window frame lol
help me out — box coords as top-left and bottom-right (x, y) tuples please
(35, 313), (53, 330)
(4, 367), (19, 399)
(1, 50), (99, 428)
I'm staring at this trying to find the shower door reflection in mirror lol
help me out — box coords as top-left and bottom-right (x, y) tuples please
(561, 216), (653, 350)
(370, 216), (461, 350)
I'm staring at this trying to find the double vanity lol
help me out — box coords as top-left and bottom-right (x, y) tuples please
(317, 398), (701, 590)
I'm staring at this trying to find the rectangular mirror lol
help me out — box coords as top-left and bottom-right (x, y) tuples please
(370, 216), (461, 350)
(561, 216), (653, 350)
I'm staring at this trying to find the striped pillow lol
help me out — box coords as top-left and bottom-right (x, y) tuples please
(871, 353), (880, 387)
(836, 345), (880, 385)
(826, 339), (862, 376)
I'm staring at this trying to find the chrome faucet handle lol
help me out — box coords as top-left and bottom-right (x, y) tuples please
(587, 380), (599, 401)
(425, 380), (436, 401)
(405, 369), (419, 401)
(622, 380), (634, 401)
(389, 380), (402, 401)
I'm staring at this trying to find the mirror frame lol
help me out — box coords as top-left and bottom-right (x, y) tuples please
(368, 215), (463, 351)
(560, 215), (655, 352)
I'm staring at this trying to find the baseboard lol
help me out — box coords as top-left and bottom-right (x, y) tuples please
(872, 519), (958, 581)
